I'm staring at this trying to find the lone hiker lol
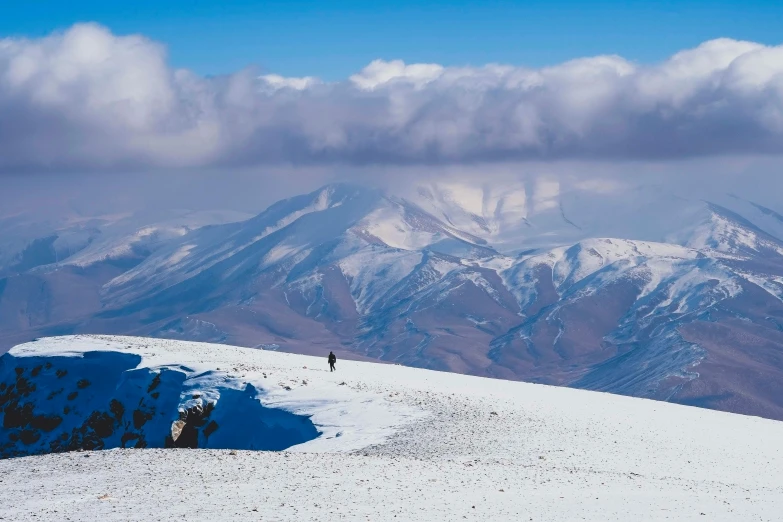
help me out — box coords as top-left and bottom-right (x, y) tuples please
(328, 351), (337, 372)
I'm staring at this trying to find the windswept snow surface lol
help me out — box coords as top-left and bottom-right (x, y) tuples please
(2, 336), (783, 521)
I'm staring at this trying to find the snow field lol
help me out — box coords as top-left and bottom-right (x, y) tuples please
(1, 335), (782, 521)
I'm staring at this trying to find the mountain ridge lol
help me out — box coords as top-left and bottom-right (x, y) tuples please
(2, 181), (783, 420)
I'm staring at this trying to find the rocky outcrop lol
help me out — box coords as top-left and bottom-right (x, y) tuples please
(0, 350), (320, 459)
(167, 400), (217, 449)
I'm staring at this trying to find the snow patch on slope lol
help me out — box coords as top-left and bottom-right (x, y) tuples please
(61, 211), (252, 268)
(358, 202), (440, 251)
(250, 186), (340, 243)
(686, 206), (783, 258)
(551, 239), (700, 290)
(339, 247), (424, 314)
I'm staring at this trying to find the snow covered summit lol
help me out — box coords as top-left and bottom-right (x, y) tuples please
(1, 335), (782, 521)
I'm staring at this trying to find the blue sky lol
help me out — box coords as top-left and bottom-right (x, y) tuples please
(4, 0), (783, 79)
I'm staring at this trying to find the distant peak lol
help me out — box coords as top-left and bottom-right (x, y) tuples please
(310, 182), (382, 202)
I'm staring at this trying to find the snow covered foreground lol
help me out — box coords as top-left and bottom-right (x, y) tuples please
(2, 336), (783, 521)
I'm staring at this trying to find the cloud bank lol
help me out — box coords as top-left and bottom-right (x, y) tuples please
(3, 23), (783, 173)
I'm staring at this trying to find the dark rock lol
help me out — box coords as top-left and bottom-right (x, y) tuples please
(19, 430), (40, 445)
(16, 376), (36, 395)
(86, 411), (117, 439)
(120, 432), (140, 447)
(30, 415), (62, 432)
(204, 420), (219, 439)
(170, 402), (215, 448)
(109, 399), (124, 421)
(3, 402), (34, 429)
(132, 409), (153, 429)
(147, 374), (161, 393)
(46, 389), (64, 400)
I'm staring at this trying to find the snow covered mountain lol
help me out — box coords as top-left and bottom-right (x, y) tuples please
(0, 208), (252, 277)
(2, 182), (783, 421)
(1, 336), (782, 521)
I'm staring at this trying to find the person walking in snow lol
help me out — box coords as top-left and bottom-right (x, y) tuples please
(328, 351), (336, 372)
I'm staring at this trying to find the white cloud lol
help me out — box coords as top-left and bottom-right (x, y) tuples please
(3, 24), (783, 174)
(349, 59), (444, 90)
(259, 74), (319, 91)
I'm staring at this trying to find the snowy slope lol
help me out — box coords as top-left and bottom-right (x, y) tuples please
(0, 209), (252, 277)
(1, 335), (782, 521)
(58, 210), (253, 269)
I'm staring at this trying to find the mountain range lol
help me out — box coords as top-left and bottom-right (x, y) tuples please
(2, 180), (783, 420)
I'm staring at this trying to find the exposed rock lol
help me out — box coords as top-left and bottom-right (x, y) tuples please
(170, 420), (186, 443)
(147, 374), (161, 394)
(0, 348), (320, 458)
(169, 402), (216, 449)
(132, 409), (153, 429)
(204, 420), (219, 439)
